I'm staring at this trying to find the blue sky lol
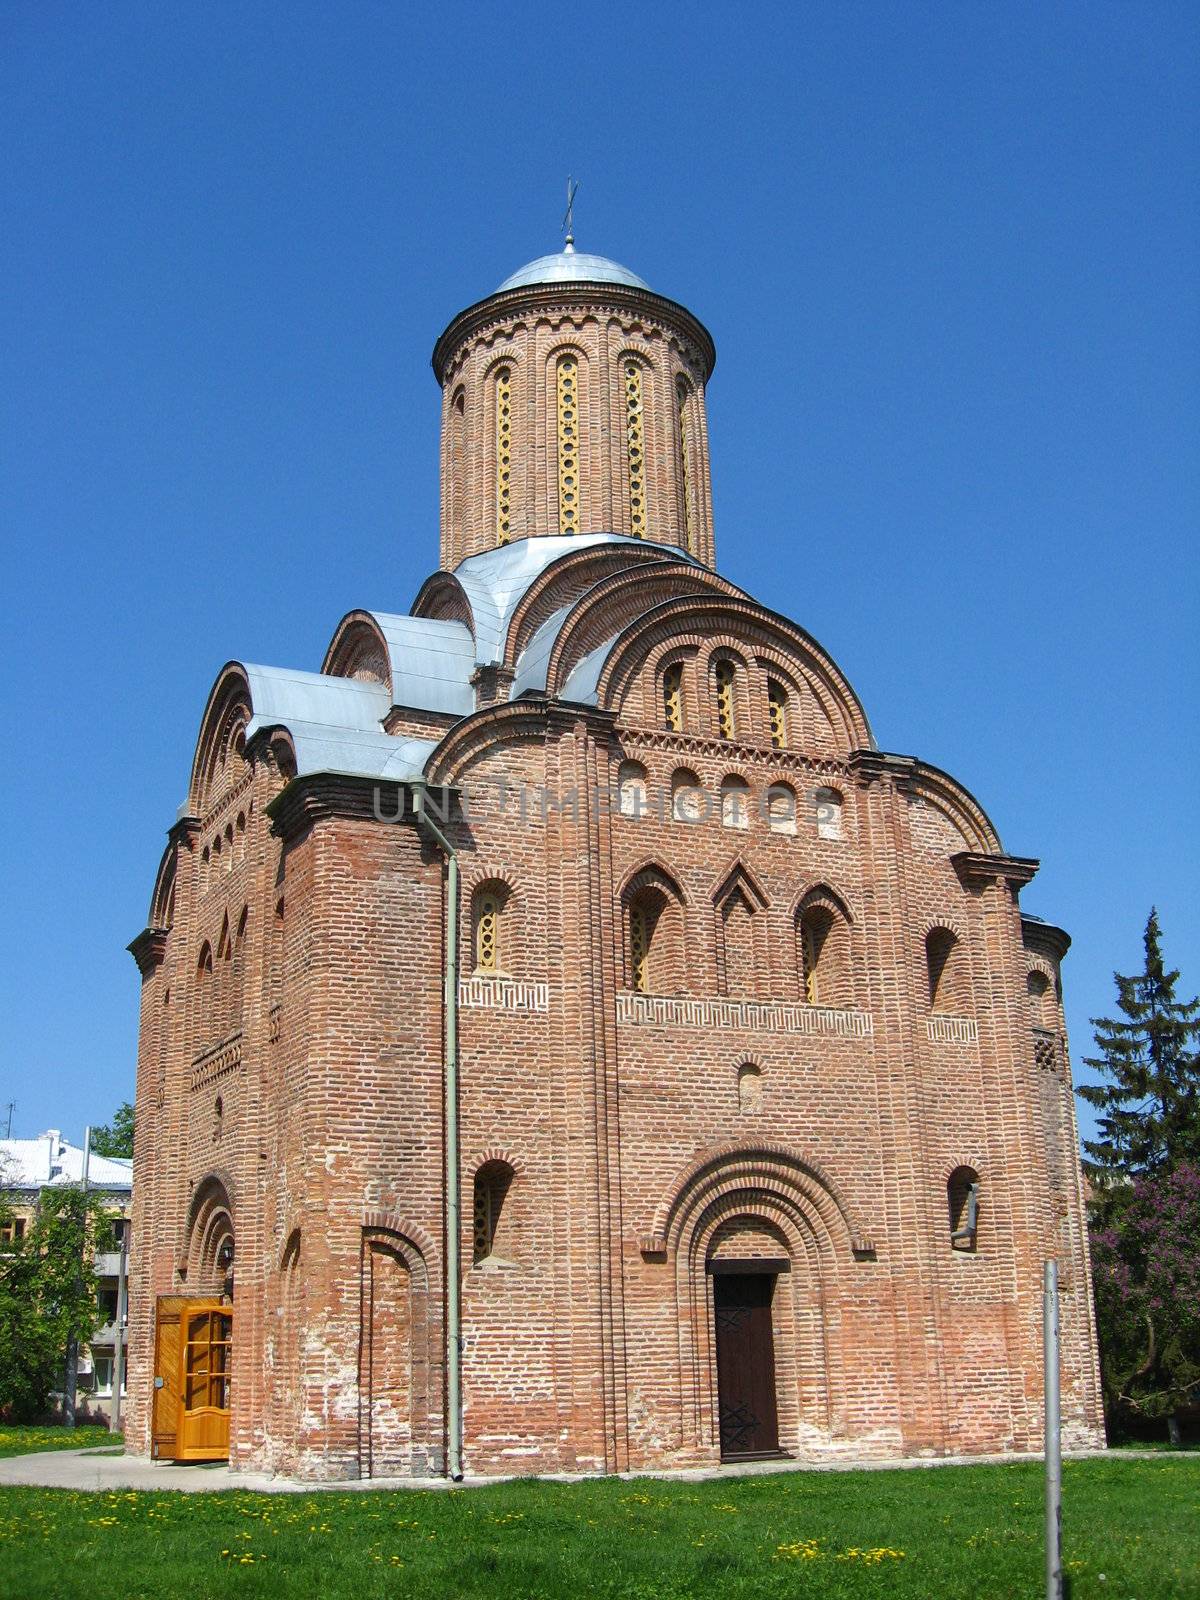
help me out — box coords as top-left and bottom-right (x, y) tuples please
(2, 2), (1196, 1143)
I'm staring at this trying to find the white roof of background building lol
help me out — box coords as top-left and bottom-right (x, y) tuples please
(0, 1132), (132, 1191)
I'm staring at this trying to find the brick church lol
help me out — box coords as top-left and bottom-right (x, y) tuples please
(127, 238), (1104, 1478)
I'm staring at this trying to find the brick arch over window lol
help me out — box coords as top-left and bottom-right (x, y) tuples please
(926, 925), (971, 1013)
(357, 1218), (437, 1479)
(794, 885), (854, 1007)
(620, 862), (688, 996)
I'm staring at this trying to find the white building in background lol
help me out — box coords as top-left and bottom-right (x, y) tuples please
(0, 1130), (133, 1422)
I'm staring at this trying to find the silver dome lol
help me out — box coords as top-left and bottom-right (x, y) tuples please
(496, 247), (650, 294)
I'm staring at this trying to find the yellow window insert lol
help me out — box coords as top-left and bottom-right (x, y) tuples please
(662, 662), (683, 731)
(715, 660), (735, 739)
(767, 680), (787, 748)
(625, 360), (647, 537)
(495, 368), (512, 543)
(557, 355), (580, 533)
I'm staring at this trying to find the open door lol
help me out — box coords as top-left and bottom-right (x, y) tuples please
(152, 1296), (232, 1462)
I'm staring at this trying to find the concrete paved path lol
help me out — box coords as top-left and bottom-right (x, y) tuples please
(0, 1445), (1167, 1495)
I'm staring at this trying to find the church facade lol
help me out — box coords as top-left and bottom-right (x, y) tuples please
(127, 243), (1104, 1478)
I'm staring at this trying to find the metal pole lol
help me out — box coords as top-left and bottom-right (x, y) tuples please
(412, 783), (463, 1481)
(111, 1223), (129, 1435)
(63, 1126), (92, 1429)
(1044, 1259), (1062, 1600)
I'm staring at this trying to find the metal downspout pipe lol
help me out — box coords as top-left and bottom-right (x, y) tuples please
(412, 781), (463, 1482)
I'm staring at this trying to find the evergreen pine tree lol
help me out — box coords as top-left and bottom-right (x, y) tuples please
(1080, 909), (1200, 1182)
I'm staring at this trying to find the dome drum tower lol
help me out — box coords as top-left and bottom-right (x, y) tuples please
(432, 246), (717, 569)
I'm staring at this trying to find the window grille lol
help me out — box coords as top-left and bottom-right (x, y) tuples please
(557, 355), (580, 533)
(714, 660), (735, 738)
(625, 361), (646, 537)
(495, 368), (512, 543)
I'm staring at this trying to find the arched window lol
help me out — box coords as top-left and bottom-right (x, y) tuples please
(766, 783), (797, 835)
(235, 811), (246, 861)
(713, 658), (736, 739)
(556, 354), (580, 533)
(472, 884), (508, 975)
(625, 873), (685, 995)
(815, 787), (844, 841)
(661, 661), (683, 732)
(618, 760), (648, 819)
(1027, 969), (1056, 1029)
(796, 892), (852, 1007)
(449, 388), (466, 541)
(720, 774), (750, 830)
(671, 766), (705, 823)
(624, 360), (646, 537)
(767, 679), (788, 749)
(927, 927), (967, 1013)
(197, 942), (213, 985)
(948, 1166), (980, 1251)
(472, 1161), (515, 1264)
(676, 376), (695, 553)
(737, 1062), (762, 1114)
(495, 367), (512, 543)
(224, 823), (234, 871)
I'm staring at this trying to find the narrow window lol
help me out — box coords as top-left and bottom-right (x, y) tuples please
(926, 927), (964, 1012)
(450, 389), (466, 539)
(557, 354), (580, 533)
(797, 895), (851, 1007)
(815, 787), (844, 840)
(473, 1162), (515, 1264)
(800, 915), (822, 1004)
(737, 1062), (762, 1114)
(624, 361), (646, 537)
(475, 891), (501, 973)
(948, 1166), (980, 1251)
(495, 367), (512, 543)
(714, 659), (736, 738)
(677, 376), (695, 553)
(662, 662), (683, 731)
(767, 679), (788, 748)
(630, 903), (650, 992)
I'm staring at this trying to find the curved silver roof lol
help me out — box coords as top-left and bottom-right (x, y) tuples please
(201, 536), (695, 791)
(497, 247), (649, 294)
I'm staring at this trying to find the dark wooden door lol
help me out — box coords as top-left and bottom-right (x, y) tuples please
(713, 1273), (780, 1458)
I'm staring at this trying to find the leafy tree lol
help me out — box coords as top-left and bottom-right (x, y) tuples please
(1090, 1164), (1200, 1446)
(0, 1187), (113, 1421)
(90, 1102), (134, 1161)
(1080, 910), (1200, 1181)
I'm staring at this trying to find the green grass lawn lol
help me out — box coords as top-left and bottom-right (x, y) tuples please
(0, 1424), (113, 1459)
(0, 1456), (1196, 1600)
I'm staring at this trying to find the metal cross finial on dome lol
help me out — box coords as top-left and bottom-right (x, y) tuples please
(562, 176), (579, 254)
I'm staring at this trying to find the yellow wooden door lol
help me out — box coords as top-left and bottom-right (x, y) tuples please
(151, 1297), (188, 1460)
(176, 1302), (232, 1461)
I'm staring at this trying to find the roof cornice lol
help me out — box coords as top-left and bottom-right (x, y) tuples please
(432, 282), (716, 385)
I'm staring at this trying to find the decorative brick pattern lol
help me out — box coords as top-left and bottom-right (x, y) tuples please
(617, 991), (873, 1037)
